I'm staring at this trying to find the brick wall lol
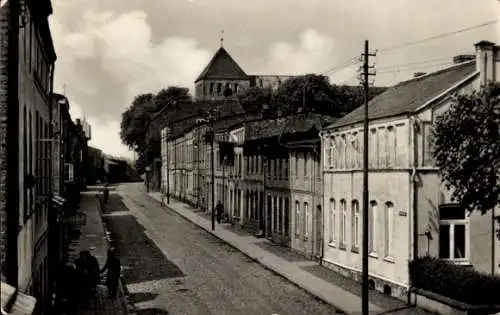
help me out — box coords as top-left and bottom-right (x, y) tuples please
(0, 4), (10, 277)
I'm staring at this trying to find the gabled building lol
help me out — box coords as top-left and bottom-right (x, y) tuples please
(320, 41), (500, 300)
(194, 42), (297, 101)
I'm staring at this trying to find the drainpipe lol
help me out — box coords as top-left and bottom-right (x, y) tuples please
(318, 140), (325, 265)
(408, 116), (420, 304)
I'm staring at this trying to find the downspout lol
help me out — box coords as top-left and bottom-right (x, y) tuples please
(409, 116), (419, 303)
(48, 62), (55, 303)
(319, 133), (325, 265)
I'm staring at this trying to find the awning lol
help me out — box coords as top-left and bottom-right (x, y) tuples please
(1, 282), (37, 315)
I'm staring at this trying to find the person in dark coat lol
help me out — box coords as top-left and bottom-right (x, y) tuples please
(74, 251), (88, 297)
(100, 248), (121, 298)
(216, 200), (223, 224)
(84, 251), (100, 293)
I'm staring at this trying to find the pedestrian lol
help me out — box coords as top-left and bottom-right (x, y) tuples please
(216, 200), (223, 224)
(100, 248), (121, 298)
(85, 251), (100, 294)
(74, 251), (88, 297)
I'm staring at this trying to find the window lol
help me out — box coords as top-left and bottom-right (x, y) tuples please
(340, 199), (347, 246)
(64, 163), (74, 182)
(278, 198), (283, 234)
(387, 126), (396, 167)
(439, 204), (469, 262)
(273, 196), (278, 233)
(294, 153), (299, 177)
(283, 158), (288, 180)
(217, 82), (222, 95)
(303, 153), (308, 178)
(422, 122), (434, 166)
(295, 201), (300, 236)
(369, 201), (378, 254)
(284, 198), (289, 236)
(303, 202), (309, 238)
(352, 200), (360, 249)
(209, 83), (214, 95)
(234, 83), (239, 93)
(329, 198), (336, 244)
(384, 202), (394, 258)
(351, 133), (358, 168)
(369, 129), (377, 168)
(327, 137), (334, 168)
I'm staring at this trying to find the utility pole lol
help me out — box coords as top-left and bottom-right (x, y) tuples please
(166, 126), (170, 204)
(5, 0), (20, 287)
(360, 40), (376, 315)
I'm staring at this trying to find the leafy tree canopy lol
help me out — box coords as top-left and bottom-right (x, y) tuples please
(432, 82), (500, 237)
(237, 86), (273, 114)
(120, 87), (192, 173)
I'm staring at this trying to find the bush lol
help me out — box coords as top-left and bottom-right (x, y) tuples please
(409, 256), (500, 305)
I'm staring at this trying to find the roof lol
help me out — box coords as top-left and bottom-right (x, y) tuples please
(245, 117), (289, 141)
(328, 60), (478, 129)
(283, 113), (337, 135)
(195, 47), (248, 82)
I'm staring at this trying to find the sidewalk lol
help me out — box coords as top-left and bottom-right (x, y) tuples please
(66, 192), (130, 315)
(148, 192), (428, 315)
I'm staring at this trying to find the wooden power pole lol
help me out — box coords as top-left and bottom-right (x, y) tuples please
(361, 40), (376, 315)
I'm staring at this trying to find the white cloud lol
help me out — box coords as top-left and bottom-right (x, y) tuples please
(50, 7), (212, 159)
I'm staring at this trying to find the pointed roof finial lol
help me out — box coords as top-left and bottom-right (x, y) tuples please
(220, 30), (224, 47)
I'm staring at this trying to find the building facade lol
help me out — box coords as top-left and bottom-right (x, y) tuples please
(1, 0), (57, 313)
(320, 41), (500, 300)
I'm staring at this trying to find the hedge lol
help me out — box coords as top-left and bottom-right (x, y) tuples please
(409, 256), (500, 305)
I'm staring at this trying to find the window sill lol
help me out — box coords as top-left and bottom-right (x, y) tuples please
(328, 242), (336, 248)
(369, 252), (379, 259)
(339, 243), (346, 251)
(351, 247), (359, 254)
(383, 256), (395, 263)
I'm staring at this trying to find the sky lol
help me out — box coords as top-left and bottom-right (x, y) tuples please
(49, 0), (500, 159)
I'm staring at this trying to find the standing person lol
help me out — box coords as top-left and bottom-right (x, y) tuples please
(74, 251), (88, 297)
(100, 248), (121, 298)
(216, 200), (223, 224)
(85, 251), (100, 293)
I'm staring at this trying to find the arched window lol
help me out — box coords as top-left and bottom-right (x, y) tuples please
(369, 201), (378, 253)
(384, 201), (394, 258)
(352, 200), (360, 249)
(340, 199), (347, 245)
(387, 126), (396, 167)
(329, 198), (336, 244)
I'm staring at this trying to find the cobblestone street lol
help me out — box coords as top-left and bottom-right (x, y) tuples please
(101, 184), (341, 315)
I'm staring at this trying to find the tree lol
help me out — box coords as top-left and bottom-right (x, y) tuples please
(237, 86), (273, 114)
(120, 93), (156, 153)
(432, 82), (500, 238)
(272, 74), (336, 115)
(120, 86), (192, 174)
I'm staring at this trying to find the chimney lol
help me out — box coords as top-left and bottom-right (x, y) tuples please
(453, 54), (475, 64)
(474, 40), (497, 86)
(414, 72), (427, 78)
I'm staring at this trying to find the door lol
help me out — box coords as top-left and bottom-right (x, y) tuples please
(315, 205), (322, 258)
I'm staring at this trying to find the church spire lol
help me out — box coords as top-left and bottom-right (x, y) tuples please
(220, 30), (224, 47)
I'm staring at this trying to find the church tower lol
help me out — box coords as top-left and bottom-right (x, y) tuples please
(194, 33), (250, 101)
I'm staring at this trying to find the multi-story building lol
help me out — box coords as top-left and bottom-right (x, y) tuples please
(320, 41), (500, 300)
(194, 43), (296, 101)
(1, 0), (57, 313)
(281, 113), (335, 258)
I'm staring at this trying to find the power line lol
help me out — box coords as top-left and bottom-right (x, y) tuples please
(376, 55), (456, 70)
(377, 20), (498, 53)
(378, 61), (454, 74)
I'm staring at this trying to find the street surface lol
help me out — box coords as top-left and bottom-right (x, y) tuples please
(102, 183), (340, 315)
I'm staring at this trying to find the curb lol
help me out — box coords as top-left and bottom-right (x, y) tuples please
(95, 193), (137, 315)
(146, 194), (348, 315)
